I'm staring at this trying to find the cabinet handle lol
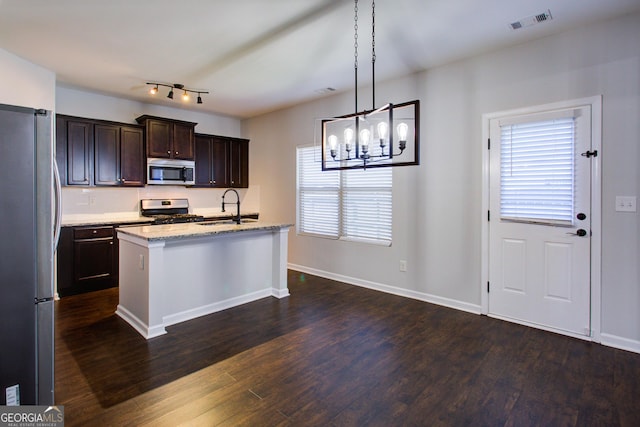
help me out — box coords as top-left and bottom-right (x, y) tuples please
(167, 150), (171, 154)
(209, 180), (213, 184)
(110, 241), (114, 245)
(92, 230), (97, 234)
(175, 151), (179, 155)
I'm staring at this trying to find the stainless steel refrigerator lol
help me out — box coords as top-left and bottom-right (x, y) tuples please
(0, 103), (59, 405)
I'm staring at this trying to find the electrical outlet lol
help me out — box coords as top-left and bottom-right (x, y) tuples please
(615, 196), (637, 212)
(399, 260), (407, 272)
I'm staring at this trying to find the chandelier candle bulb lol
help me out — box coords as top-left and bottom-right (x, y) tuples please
(397, 122), (408, 151)
(329, 134), (338, 158)
(344, 128), (354, 157)
(377, 121), (388, 147)
(360, 129), (370, 149)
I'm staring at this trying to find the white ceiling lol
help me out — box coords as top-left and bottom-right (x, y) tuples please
(1, 0), (639, 118)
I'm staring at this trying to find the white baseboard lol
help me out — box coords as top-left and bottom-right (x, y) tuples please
(288, 263), (482, 315)
(116, 305), (167, 339)
(600, 333), (640, 354)
(271, 287), (290, 298)
(162, 288), (272, 328)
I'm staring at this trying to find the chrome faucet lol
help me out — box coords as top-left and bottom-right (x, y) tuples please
(221, 188), (241, 224)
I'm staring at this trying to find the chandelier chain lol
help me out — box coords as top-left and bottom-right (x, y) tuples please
(371, 0), (376, 64)
(371, 0), (376, 108)
(354, 0), (359, 113)
(354, 0), (359, 70)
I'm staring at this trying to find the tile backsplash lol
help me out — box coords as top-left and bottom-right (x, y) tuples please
(61, 185), (260, 217)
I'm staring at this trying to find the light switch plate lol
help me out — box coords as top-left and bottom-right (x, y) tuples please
(615, 196), (637, 212)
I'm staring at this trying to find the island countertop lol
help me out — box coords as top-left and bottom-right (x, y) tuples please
(116, 220), (293, 242)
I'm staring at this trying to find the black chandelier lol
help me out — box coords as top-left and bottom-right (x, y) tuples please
(321, 0), (420, 171)
(146, 82), (209, 104)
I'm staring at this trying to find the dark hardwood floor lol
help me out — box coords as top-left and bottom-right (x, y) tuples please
(55, 270), (640, 426)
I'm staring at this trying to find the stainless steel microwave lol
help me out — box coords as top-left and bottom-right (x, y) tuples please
(147, 158), (195, 185)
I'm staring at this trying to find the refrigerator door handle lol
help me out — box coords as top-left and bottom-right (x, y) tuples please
(53, 161), (62, 248)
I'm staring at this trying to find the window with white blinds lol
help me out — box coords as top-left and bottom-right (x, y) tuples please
(297, 145), (392, 245)
(500, 117), (575, 225)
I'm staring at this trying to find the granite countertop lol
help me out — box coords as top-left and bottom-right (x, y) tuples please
(61, 211), (260, 227)
(61, 214), (154, 227)
(116, 220), (293, 242)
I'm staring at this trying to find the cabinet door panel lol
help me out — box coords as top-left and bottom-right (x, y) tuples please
(74, 239), (114, 282)
(147, 120), (172, 158)
(173, 123), (194, 160)
(67, 120), (92, 185)
(55, 116), (68, 186)
(120, 126), (145, 186)
(194, 135), (213, 186)
(212, 138), (229, 187)
(230, 139), (249, 188)
(94, 124), (120, 186)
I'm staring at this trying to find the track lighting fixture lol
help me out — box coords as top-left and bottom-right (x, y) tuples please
(146, 82), (209, 105)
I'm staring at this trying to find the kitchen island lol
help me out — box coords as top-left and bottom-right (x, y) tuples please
(115, 220), (292, 339)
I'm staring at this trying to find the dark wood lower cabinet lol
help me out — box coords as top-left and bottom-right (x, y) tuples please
(57, 225), (118, 297)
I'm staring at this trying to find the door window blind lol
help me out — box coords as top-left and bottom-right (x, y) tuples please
(500, 118), (575, 225)
(297, 145), (392, 244)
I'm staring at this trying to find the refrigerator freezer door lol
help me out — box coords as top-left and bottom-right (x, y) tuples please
(37, 300), (54, 405)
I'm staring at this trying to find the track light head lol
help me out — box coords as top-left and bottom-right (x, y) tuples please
(197, 94), (203, 104)
(167, 88), (174, 99)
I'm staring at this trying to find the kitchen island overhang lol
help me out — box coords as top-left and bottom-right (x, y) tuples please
(116, 221), (293, 339)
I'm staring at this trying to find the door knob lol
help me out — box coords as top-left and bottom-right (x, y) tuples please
(567, 229), (588, 237)
(577, 213), (586, 220)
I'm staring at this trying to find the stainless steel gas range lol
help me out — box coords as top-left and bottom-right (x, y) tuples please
(140, 199), (204, 225)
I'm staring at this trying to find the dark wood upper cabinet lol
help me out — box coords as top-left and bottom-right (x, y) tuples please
(94, 124), (120, 186)
(194, 133), (248, 188)
(173, 122), (195, 160)
(136, 115), (196, 160)
(194, 134), (214, 185)
(56, 115), (145, 187)
(119, 126), (145, 186)
(229, 138), (249, 188)
(59, 117), (93, 186)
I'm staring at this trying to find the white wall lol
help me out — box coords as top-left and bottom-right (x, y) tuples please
(244, 12), (640, 349)
(56, 87), (260, 217)
(56, 86), (241, 136)
(0, 48), (55, 110)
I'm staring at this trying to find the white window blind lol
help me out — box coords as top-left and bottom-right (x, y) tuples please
(297, 145), (392, 245)
(500, 118), (575, 225)
(297, 146), (340, 238)
(342, 170), (392, 243)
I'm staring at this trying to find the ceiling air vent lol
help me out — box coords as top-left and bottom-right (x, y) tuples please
(510, 9), (552, 30)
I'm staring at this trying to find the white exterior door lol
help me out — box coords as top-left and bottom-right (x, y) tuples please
(488, 104), (594, 337)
